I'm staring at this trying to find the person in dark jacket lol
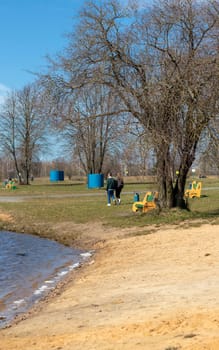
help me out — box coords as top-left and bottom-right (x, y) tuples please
(106, 172), (116, 206)
(115, 173), (124, 204)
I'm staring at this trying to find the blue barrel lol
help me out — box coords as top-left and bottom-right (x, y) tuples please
(134, 193), (140, 202)
(87, 174), (104, 189)
(50, 170), (64, 182)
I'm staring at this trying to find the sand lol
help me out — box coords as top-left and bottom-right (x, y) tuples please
(0, 223), (219, 350)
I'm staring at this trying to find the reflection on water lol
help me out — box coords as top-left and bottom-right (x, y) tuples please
(0, 231), (92, 328)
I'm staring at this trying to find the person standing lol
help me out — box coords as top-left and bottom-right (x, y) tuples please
(106, 172), (116, 206)
(115, 173), (124, 204)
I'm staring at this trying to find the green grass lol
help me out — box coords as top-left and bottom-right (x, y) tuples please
(0, 176), (218, 247)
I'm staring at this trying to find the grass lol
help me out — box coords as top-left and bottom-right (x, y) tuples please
(0, 176), (218, 247)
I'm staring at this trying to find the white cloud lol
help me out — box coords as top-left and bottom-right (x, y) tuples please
(0, 83), (10, 105)
(121, 0), (151, 9)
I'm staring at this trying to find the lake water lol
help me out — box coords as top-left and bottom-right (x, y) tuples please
(0, 231), (92, 328)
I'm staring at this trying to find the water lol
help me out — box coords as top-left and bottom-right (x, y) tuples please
(0, 231), (92, 328)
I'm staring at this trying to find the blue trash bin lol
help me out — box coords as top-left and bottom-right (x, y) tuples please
(87, 174), (104, 188)
(50, 170), (64, 182)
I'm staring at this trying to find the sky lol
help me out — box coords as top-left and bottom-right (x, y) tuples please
(0, 0), (141, 161)
(0, 0), (145, 104)
(0, 0), (87, 103)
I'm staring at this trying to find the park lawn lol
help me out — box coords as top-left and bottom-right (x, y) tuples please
(1, 177), (219, 350)
(0, 176), (218, 247)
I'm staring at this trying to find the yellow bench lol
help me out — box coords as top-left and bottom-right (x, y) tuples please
(5, 181), (17, 190)
(132, 191), (159, 213)
(184, 181), (202, 198)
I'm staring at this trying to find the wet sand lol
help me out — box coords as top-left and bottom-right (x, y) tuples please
(0, 223), (219, 350)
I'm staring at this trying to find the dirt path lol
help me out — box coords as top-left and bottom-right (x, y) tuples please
(1, 223), (219, 350)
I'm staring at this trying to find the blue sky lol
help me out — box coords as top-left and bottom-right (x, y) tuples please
(0, 0), (144, 103)
(0, 0), (87, 102)
(0, 0), (133, 161)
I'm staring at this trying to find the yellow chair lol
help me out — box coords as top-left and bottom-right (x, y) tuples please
(5, 181), (17, 190)
(132, 191), (159, 213)
(184, 181), (202, 198)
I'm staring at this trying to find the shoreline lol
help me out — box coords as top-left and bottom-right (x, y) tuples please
(3, 251), (95, 330)
(0, 235), (95, 330)
(1, 223), (219, 350)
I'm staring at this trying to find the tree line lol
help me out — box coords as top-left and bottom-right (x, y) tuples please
(0, 0), (218, 209)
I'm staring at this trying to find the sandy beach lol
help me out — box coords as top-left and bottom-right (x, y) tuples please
(0, 222), (219, 350)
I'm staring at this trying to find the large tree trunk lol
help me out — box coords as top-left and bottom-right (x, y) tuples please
(156, 146), (175, 209)
(173, 174), (188, 209)
(156, 144), (190, 210)
(173, 145), (197, 209)
(158, 143), (198, 209)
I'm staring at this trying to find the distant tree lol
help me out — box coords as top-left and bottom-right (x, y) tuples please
(39, 80), (125, 174)
(66, 85), (123, 174)
(198, 118), (219, 175)
(0, 91), (22, 183)
(0, 84), (48, 184)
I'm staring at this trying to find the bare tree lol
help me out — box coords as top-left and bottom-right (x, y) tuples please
(40, 0), (219, 208)
(0, 84), (48, 184)
(0, 91), (22, 183)
(38, 74), (128, 174)
(62, 85), (122, 174)
(198, 117), (219, 175)
(142, 0), (219, 207)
